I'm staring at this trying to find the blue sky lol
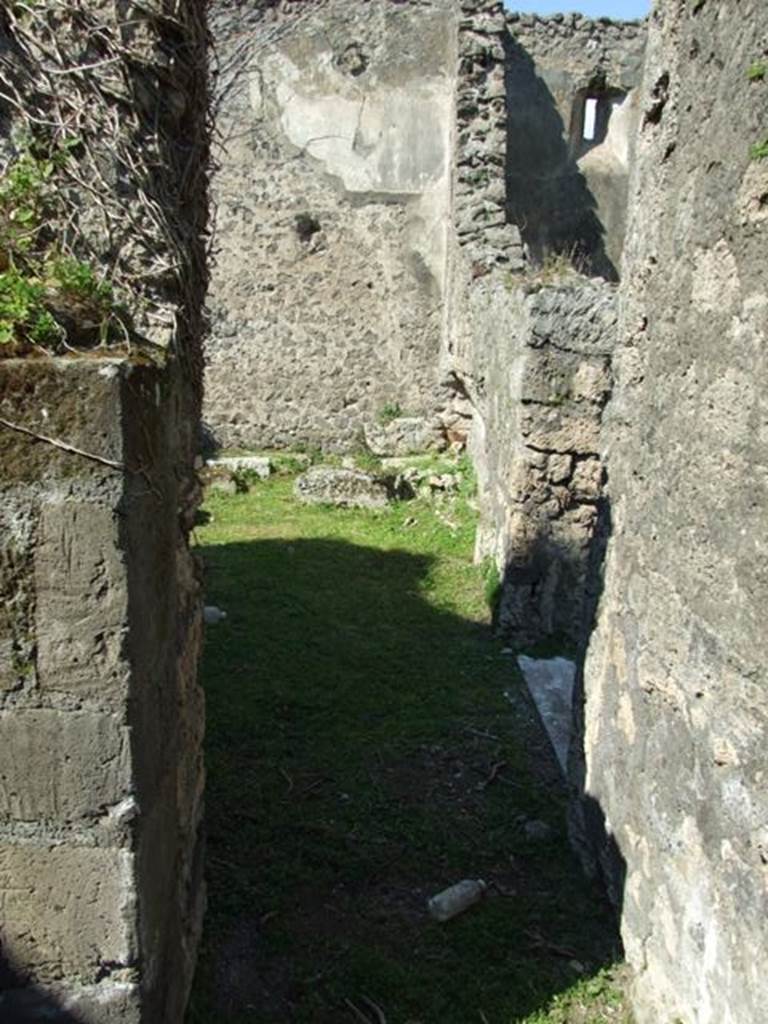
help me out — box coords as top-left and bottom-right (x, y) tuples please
(505, 0), (649, 18)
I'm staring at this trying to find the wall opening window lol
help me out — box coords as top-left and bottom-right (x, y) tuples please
(583, 97), (598, 141)
(570, 85), (626, 157)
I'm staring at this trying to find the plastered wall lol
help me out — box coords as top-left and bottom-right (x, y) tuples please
(205, 0), (459, 452)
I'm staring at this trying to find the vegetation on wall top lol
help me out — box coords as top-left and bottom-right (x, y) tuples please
(0, 0), (210, 370)
(0, 137), (129, 354)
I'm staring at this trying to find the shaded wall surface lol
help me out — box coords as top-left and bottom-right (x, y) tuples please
(205, 0), (458, 452)
(505, 12), (646, 277)
(570, 1), (768, 1021)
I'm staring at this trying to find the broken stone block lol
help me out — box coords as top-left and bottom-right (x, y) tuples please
(571, 457), (603, 497)
(547, 453), (573, 484)
(294, 467), (390, 509)
(206, 455), (271, 478)
(521, 406), (601, 453)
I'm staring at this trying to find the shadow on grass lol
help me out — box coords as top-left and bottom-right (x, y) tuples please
(189, 535), (624, 1024)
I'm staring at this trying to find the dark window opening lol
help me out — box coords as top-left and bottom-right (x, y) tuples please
(570, 86), (626, 157)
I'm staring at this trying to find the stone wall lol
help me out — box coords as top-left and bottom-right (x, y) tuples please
(0, 362), (205, 1023)
(465, 280), (617, 644)
(449, 4), (639, 645)
(570, 1), (768, 1021)
(505, 12), (646, 277)
(205, 0), (458, 452)
(0, 2), (208, 1020)
(455, 0), (524, 272)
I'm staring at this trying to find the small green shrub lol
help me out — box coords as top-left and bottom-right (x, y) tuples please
(0, 267), (58, 347)
(0, 137), (127, 354)
(378, 401), (403, 425)
(747, 60), (767, 81)
(749, 138), (768, 160)
(46, 256), (112, 304)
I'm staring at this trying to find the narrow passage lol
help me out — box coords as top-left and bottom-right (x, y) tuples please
(188, 463), (627, 1024)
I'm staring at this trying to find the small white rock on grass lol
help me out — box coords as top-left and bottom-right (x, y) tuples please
(203, 606), (227, 624)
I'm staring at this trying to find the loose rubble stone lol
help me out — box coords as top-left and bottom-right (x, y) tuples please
(294, 467), (391, 509)
(207, 455), (272, 478)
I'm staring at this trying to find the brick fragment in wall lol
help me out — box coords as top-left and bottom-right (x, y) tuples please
(521, 347), (611, 407)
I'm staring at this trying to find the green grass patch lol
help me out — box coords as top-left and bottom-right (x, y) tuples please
(188, 475), (627, 1023)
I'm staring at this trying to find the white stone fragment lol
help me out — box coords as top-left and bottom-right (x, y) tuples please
(516, 655), (576, 776)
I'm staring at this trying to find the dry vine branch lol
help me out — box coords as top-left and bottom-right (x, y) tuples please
(0, 0), (210, 388)
(0, 416), (125, 470)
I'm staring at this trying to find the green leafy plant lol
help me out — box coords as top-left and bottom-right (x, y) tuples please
(46, 256), (112, 304)
(747, 60), (767, 81)
(352, 444), (382, 474)
(0, 138), (126, 353)
(0, 267), (59, 347)
(749, 138), (768, 160)
(0, 149), (54, 261)
(378, 401), (403, 425)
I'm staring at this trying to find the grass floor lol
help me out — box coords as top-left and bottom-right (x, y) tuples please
(187, 472), (629, 1024)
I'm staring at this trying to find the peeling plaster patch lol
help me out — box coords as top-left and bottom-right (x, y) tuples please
(691, 240), (741, 313)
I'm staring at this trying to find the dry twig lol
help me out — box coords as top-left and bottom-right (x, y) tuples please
(0, 416), (124, 471)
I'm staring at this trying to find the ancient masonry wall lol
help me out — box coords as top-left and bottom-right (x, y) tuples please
(205, 0), (459, 454)
(0, 3), (208, 1021)
(449, 2), (644, 644)
(505, 12), (645, 277)
(569, 1), (768, 1021)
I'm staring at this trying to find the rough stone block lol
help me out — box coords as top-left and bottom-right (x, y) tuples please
(0, 845), (136, 984)
(521, 406), (601, 453)
(571, 456), (603, 498)
(35, 502), (129, 703)
(295, 467), (390, 509)
(207, 455), (271, 478)
(0, 710), (130, 822)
